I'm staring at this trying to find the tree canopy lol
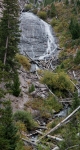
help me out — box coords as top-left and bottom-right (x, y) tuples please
(0, 0), (20, 71)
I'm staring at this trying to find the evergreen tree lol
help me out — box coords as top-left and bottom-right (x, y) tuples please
(0, 125), (10, 150)
(69, 18), (80, 39)
(0, 101), (19, 150)
(50, 3), (56, 17)
(47, 2), (56, 18)
(71, 92), (80, 111)
(65, 0), (69, 5)
(74, 50), (80, 65)
(12, 72), (21, 97)
(0, 0), (20, 70)
(59, 122), (80, 150)
(44, 0), (53, 7)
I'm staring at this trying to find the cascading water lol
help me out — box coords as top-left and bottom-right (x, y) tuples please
(19, 12), (58, 60)
(39, 19), (57, 60)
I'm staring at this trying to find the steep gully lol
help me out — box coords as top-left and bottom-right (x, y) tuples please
(6, 11), (80, 115)
(18, 12), (80, 113)
(15, 11), (80, 148)
(6, 12), (59, 113)
(18, 12), (71, 115)
(18, 12), (68, 147)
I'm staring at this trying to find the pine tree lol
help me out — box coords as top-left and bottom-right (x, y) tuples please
(0, 101), (19, 150)
(12, 71), (21, 97)
(50, 3), (56, 17)
(74, 50), (80, 65)
(71, 92), (80, 111)
(59, 123), (80, 150)
(69, 18), (80, 39)
(0, 0), (20, 70)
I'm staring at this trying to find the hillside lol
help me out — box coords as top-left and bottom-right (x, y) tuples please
(0, 0), (80, 150)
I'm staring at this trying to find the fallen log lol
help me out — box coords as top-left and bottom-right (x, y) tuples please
(36, 130), (43, 135)
(45, 84), (58, 100)
(65, 144), (79, 150)
(52, 146), (59, 150)
(22, 138), (37, 146)
(59, 100), (72, 103)
(70, 79), (80, 97)
(70, 79), (78, 90)
(27, 132), (37, 137)
(36, 106), (80, 143)
(47, 135), (63, 142)
(36, 130), (63, 142)
(59, 98), (72, 103)
(37, 126), (48, 130)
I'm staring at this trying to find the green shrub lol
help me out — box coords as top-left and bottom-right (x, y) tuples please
(65, 0), (69, 5)
(37, 11), (47, 20)
(45, 95), (63, 112)
(74, 50), (80, 65)
(14, 110), (37, 130)
(12, 72), (21, 97)
(24, 4), (32, 11)
(15, 140), (24, 150)
(29, 84), (35, 93)
(58, 123), (80, 150)
(50, 18), (59, 27)
(71, 92), (80, 111)
(15, 54), (31, 70)
(37, 144), (50, 150)
(55, 21), (68, 32)
(41, 71), (75, 97)
(0, 88), (5, 98)
(32, 8), (38, 14)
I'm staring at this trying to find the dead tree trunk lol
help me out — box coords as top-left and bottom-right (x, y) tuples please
(4, 21), (9, 65)
(4, 36), (8, 65)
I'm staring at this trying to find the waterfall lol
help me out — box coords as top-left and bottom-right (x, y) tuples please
(19, 12), (58, 60)
(39, 19), (57, 60)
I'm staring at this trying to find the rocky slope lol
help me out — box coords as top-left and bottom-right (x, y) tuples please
(5, 66), (49, 113)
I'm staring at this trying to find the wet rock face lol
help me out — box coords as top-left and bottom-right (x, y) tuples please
(19, 12), (47, 59)
(19, 12), (57, 59)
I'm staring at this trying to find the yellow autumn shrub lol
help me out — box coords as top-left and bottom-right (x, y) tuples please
(15, 54), (31, 70)
(41, 70), (75, 97)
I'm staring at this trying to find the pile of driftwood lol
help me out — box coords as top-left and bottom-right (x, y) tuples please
(26, 52), (59, 71)
(22, 106), (80, 150)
